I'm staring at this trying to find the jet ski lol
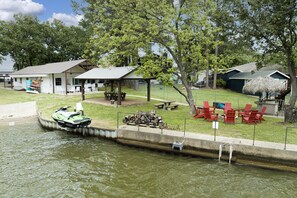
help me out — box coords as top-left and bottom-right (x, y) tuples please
(52, 106), (91, 128)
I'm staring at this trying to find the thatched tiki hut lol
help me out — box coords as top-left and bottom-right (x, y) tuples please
(243, 77), (287, 100)
(243, 77), (287, 115)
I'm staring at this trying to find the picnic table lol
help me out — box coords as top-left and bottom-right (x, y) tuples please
(104, 92), (126, 101)
(154, 100), (178, 110)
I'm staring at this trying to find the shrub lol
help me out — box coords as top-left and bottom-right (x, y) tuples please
(216, 78), (226, 88)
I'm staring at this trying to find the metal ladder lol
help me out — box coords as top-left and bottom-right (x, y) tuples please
(218, 143), (233, 164)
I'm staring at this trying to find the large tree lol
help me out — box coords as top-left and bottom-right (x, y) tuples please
(0, 14), (88, 70)
(0, 15), (45, 70)
(81, 0), (222, 114)
(210, 0), (257, 88)
(43, 19), (88, 63)
(235, 0), (297, 122)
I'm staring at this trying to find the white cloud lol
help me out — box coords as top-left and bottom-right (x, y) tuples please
(0, 0), (44, 21)
(48, 12), (83, 26)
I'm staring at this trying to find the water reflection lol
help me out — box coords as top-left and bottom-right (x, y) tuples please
(0, 117), (296, 197)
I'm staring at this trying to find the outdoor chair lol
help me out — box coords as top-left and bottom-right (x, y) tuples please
(193, 105), (205, 119)
(238, 104), (252, 117)
(224, 109), (236, 124)
(242, 110), (258, 125)
(75, 86), (80, 92)
(203, 108), (218, 122)
(203, 101), (215, 114)
(256, 106), (267, 123)
(223, 102), (232, 114)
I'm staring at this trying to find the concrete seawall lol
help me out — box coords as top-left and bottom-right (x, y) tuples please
(38, 112), (117, 139)
(117, 125), (297, 173)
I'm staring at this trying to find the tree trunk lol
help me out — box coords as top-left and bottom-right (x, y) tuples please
(213, 70), (217, 89)
(205, 68), (209, 88)
(176, 62), (196, 115)
(284, 50), (297, 122)
(284, 105), (297, 123)
(212, 44), (219, 89)
(183, 82), (196, 115)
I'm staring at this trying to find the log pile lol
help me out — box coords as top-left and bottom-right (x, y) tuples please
(123, 111), (166, 129)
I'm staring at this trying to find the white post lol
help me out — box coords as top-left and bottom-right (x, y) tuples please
(229, 145), (233, 164)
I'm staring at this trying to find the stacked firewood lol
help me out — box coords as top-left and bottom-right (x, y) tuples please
(123, 111), (166, 129)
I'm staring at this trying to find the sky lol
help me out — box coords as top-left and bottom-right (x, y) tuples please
(0, 0), (82, 70)
(0, 0), (82, 26)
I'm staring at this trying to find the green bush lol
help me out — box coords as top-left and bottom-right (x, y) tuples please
(216, 78), (226, 88)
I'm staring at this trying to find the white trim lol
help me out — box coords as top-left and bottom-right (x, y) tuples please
(268, 70), (290, 79)
(225, 68), (242, 73)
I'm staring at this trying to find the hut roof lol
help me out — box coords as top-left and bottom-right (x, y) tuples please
(75, 66), (153, 80)
(243, 77), (287, 94)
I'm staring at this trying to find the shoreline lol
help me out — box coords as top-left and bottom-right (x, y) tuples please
(3, 101), (297, 173)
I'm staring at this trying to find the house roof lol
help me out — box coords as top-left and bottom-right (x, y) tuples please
(75, 66), (150, 80)
(11, 59), (96, 77)
(226, 62), (287, 74)
(229, 70), (290, 80)
(226, 62), (257, 73)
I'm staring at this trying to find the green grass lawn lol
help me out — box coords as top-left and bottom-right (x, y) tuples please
(121, 84), (259, 108)
(1, 85), (296, 144)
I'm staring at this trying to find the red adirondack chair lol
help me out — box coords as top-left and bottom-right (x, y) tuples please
(203, 101), (215, 113)
(193, 105), (205, 119)
(238, 104), (252, 117)
(256, 106), (267, 123)
(242, 110), (258, 124)
(203, 108), (218, 121)
(223, 103), (232, 114)
(224, 109), (236, 124)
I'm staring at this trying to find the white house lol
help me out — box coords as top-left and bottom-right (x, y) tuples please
(11, 59), (97, 94)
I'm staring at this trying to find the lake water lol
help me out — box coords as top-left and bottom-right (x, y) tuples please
(0, 117), (296, 197)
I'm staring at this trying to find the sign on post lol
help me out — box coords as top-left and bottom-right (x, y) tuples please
(212, 121), (219, 129)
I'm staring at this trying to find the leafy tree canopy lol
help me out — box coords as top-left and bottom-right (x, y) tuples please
(234, 0), (297, 122)
(81, 0), (227, 113)
(0, 14), (88, 70)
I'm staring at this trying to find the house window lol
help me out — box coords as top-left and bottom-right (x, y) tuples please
(15, 78), (17, 82)
(55, 78), (62, 86)
(73, 79), (83, 85)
